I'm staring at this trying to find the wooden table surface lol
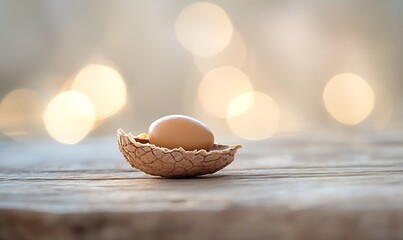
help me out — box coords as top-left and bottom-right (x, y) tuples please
(1, 133), (403, 239)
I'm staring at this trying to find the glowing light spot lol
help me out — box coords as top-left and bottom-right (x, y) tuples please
(323, 73), (375, 125)
(227, 92), (280, 140)
(198, 66), (253, 118)
(43, 91), (95, 144)
(175, 2), (233, 57)
(226, 92), (254, 118)
(193, 30), (246, 74)
(0, 89), (44, 140)
(72, 64), (127, 120)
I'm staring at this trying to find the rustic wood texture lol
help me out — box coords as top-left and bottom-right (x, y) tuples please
(1, 133), (403, 239)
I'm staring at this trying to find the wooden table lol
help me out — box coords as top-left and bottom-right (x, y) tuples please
(1, 133), (403, 239)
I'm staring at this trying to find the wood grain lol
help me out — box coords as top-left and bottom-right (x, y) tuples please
(1, 133), (403, 239)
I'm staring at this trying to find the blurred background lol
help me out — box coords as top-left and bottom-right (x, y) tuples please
(0, 0), (402, 145)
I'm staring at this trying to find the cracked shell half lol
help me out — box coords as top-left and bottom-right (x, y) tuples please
(117, 129), (242, 178)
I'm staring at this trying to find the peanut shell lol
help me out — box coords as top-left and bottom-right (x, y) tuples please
(117, 129), (242, 178)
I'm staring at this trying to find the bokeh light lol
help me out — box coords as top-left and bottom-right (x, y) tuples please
(323, 73), (375, 125)
(226, 91), (254, 118)
(198, 66), (253, 118)
(0, 89), (44, 140)
(72, 64), (127, 120)
(193, 30), (246, 74)
(175, 2), (233, 57)
(226, 92), (280, 140)
(1, 2), (402, 144)
(43, 91), (95, 144)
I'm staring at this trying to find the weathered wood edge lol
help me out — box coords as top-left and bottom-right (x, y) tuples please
(1, 208), (403, 240)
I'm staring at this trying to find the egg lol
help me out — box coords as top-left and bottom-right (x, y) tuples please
(148, 115), (214, 151)
(117, 128), (242, 178)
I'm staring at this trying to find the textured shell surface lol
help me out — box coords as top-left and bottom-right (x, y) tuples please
(117, 129), (242, 178)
